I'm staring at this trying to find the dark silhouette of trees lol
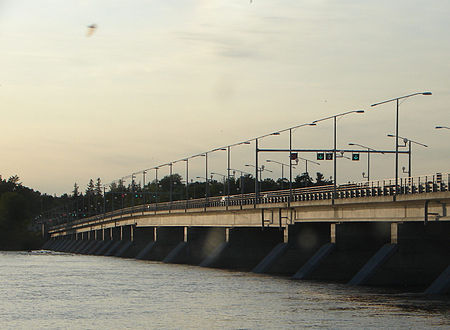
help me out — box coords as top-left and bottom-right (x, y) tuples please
(0, 175), (44, 250)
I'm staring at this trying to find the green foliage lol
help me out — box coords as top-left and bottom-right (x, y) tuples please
(0, 176), (44, 250)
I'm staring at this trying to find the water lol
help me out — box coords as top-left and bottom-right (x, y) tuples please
(0, 251), (448, 329)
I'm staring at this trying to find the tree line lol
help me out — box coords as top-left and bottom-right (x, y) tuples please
(0, 175), (48, 250)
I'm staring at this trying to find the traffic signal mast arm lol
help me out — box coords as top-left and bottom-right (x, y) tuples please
(257, 148), (407, 154)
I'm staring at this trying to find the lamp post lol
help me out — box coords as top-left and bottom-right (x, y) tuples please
(154, 167), (159, 211)
(348, 143), (380, 182)
(266, 159), (295, 189)
(371, 92), (432, 197)
(230, 168), (252, 202)
(142, 170), (147, 214)
(245, 164), (273, 193)
(252, 133), (280, 206)
(184, 159), (189, 209)
(297, 156), (320, 177)
(435, 126), (450, 130)
(265, 123), (316, 205)
(313, 110), (365, 203)
(211, 172), (227, 196)
(387, 134), (428, 178)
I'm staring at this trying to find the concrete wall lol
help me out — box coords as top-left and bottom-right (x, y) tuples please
(207, 227), (284, 271)
(267, 223), (332, 275)
(366, 221), (450, 289)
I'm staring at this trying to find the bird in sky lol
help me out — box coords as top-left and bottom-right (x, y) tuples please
(86, 24), (97, 37)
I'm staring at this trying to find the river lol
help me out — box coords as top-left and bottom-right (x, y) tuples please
(0, 251), (448, 329)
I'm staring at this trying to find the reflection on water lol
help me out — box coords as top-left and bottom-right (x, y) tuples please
(0, 251), (448, 329)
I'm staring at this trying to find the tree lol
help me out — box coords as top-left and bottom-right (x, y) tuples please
(294, 172), (314, 188)
(95, 178), (102, 196)
(72, 183), (80, 197)
(314, 172), (332, 186)
(86, 179), (95, 196)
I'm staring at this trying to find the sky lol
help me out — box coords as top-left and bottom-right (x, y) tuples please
(0, 0), (449, 195)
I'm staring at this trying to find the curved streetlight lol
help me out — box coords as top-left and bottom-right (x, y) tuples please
(435, 126), (450, 130)
(371, 92), (432, 197)
(387, 134), (428, 177)
(266, 159), (295, 189)
(297, 156), (320, 177)
(313, 110), (365, 202)
(245, 164), (273, 193)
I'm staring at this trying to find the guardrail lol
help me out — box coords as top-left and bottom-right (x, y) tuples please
(45, 172), (449, 230)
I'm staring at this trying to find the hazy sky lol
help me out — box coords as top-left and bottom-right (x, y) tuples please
(1, 0), (449, 195)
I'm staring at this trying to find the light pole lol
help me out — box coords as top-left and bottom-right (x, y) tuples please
(184, 159), (189, 209)
(435, 126), (450, 130)
(245, 164), (273, 193)
(211, 172), (227, 196)
(387, 134), (428, 178)
(266, 159), (295, 189)
(196, 175), (209, 202)
(348, 143), (380, 182)
(230, 168), (252, 200)
(371, 92), (432, 197)
(297, 156), (320, 177)
(313, 110), (365, 203)
(259, 122), (316, 205)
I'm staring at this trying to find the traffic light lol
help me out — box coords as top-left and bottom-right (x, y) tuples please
(325, 153), (333, 160)
(352, 153), (360, 161)
(290, 152), (298, 161)
(317, 152), (324, 160)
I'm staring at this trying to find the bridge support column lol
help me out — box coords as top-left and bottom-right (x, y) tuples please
(114, 225), (135, 258)
(104, 227), (124, 256)
(59, 233), (77, 252)
(94, 227), (114, 256)
(202, 227), (283, 271)
(139, 226), (185, 261)
(73, 231), (91, 254)
(51, 236), (67, 251)
(293, 222), (391, 282)
(164, 227), (228, 265)
(87, 229), (105, 254)
(79, 230), (97, 254)
(53, 234), (70, 252)
(135, 227), (157, 260)
(256, 223), (331, 275)
(68, 232), (85, 253)
(363, 221), (450, 290)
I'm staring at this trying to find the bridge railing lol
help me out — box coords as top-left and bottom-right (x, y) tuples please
(46, 172), (449, 230)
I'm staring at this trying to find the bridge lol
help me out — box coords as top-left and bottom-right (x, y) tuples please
(43, 172), (450, 295)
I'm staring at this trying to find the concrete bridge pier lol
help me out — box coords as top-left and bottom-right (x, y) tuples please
(163, 227), (227, 265)
(94, 227), (113, 255)
(104, 227), (123, 256)
(68, 232), (85, 253)
(73, 231), (91, 254)
(50, 237), (66, 251)
(144, 226), (185, 261)
(363, 221), (450, 290)
(82, 230), (99, 254)
(58, 233), (76, 252)
(50, 235), (66, 251)
(203, 227), (284, 271)
(293, 222), (391, 282)
(134, 227), (157, 260)
(114, 225), (135, 257)
(57, 233), (76, 252)
(87, 229), (105, 254)
(256, 223), (331, 275)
